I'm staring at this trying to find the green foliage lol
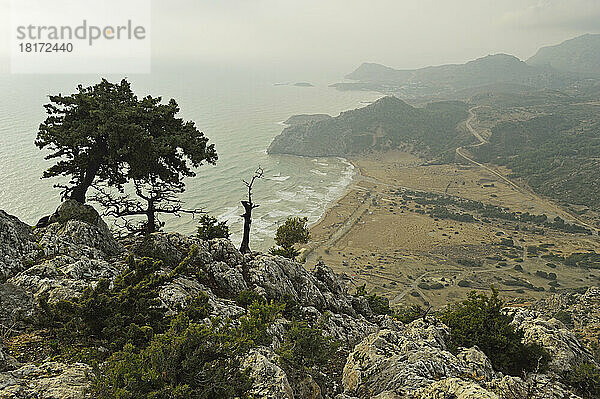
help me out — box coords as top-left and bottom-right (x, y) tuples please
(37, 256), (169, 357)
(553, 310), (573, 327)
(277, 320), (340, 369)
(270, 217), (310, 259)
(393, 304), (424, 324)
(564, 362), (600, 398)
(269, 246), (300, 259)
(93, 315), (253, 399)
(274, 217), (310, 248)
(268, 97), (469, 157)
(197, 214), (230, 241)
(440, 288), (550, 376)
(235, 290), (266, 308)
(36, 78), (218, 235)
(354, 284), (392, 315)
(236, 300), (284, 349)
(91, 297), (284, 398)
(474, 109), (600, 211)
(36, 79), (137, 202)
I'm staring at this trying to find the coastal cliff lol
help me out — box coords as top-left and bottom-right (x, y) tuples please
(0, 202), (598, 398)
(267, 96), (469, 157)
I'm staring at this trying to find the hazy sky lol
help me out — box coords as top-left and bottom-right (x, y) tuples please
(1, 0), (599, 76)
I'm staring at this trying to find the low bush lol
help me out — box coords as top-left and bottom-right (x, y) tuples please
(354, 284), (392, 315)
(564, 362), (600, 398)
(440, 288), (550, 376)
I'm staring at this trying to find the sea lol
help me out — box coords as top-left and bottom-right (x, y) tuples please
(0, 63), (381, 250)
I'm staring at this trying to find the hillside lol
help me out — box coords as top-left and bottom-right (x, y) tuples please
(1, 202), (600, 398)
(333, 54), (575, 97)
(527, 34), (600, 76)
(268, 96), (470, 157)
(470, 92), (600, 210)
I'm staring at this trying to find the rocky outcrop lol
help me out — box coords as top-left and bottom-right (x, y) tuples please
(411, 378), (499, 399)
(0, 205), (594, 399)
(0, 210), (42, 281)
(243, 348), (294, 399)
(0, 283), (36, 333)
(342, 319), (497, 398)
(4, 201), (124, 303)
(510, 308), (596, 374)
(533, 286), (600, 337)
(0, 362), (92, 398)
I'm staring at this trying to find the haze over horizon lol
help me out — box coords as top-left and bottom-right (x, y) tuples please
(1, 0), (599, 78)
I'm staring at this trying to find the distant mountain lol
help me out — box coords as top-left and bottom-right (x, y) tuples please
(345, 62), (413, 82)
(527, 34), (600, 76)
(283, 114), (331, 126)
(267, 96), (469, 157)
(336, 53), (577, 98)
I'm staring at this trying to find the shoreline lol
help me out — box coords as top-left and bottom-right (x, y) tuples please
(307, 157), (360, 231)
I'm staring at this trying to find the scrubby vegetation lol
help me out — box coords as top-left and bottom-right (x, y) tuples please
(22, 250), (344, 398)
(393, 304), (425, 324)
(197, 214), (230, 240)
(269, 217), (310, 259)
(268, 97), (470, 157)
(354, 284), (392, 315)
(474, 106), (600, 210)
(440, 288), (550, 376)
(398, 189), (591, 235)
(564, 362), (600, 399)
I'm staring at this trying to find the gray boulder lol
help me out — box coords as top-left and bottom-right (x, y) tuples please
(0, 210), (42, 281)
(510, 308), (595, 374)
(0, 361), (92, 398)
(242, 347), (294, 399)
(0, 283), (36, 332)
(342, 319), (496, 398)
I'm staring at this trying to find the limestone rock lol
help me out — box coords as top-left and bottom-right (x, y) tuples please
(128, 232), (209, 268)
(486, 374), (582, 399)
(8, 255), (122, 302)
(411, 378), (499, 399)
(246, 257), (357, 317)
(36, 218), (121, 260)
(0, 283), (36, 331)
(0, 210), (42, 281)
(342, 320), (495, 398)
(242, 348), (293, 399)
(0, 361), (92, 398)
(510, 308), (595, 374)
(372, 392), (402, 399)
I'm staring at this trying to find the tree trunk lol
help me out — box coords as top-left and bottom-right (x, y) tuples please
(70, 159), (101, 203)
(240, 200), (253, 253)
(146, 199), (156, 234)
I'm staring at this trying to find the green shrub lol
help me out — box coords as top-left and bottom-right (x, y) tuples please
(93, 315), (253, 399)
(277, 320), (340, 369)
(354, 284), (392, 315)
(553, 310), (573, 327)
(37, 256), (170, 358)
(393, 304), (424, 324)
(564, 362), (600, 398)
(440, 288), (550, 376)
(269, 217), (310, 259)
(235, 290), (266, 308)
(236, 300), (284, 349)
(269, 246), (300, 259)
(197, 214), (230, 240)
